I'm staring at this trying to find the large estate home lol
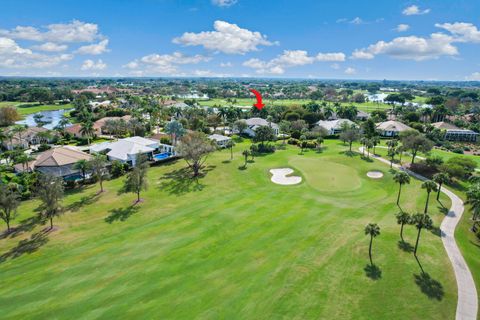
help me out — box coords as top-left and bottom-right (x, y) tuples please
(315, 119), (356, 135)
(14, 146), (92, 180)
(208, 134), (231, 148)
(2, 126), (53, 150)
(90, 136), (175, 166)
(376, 120), (413, 137)
(244, 117), (279, 137)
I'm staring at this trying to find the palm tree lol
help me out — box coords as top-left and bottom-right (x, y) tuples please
(90, 154), (109, 193)
(393, 171), (411, 206)
(73, 159), (91, 182)
(360, 137), (368, 156)
(242, 150), (249, 168)
(226, 140), (234, 160)
(365, 223), (381, 265)
(395, 211), (411, 241)
(466, 184), (480, 228)
(371, 136), (380, 155)
(11, 125), (27, 148)
(165, 120), (186, 146)
(421, 180), (438, 214)
(412, 213), (433, 256)
(386, 139), (398, 152)
(80, 121), (95, 145)
(433, 172), (450, 201)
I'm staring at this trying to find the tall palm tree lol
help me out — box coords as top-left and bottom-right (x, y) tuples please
(395, 211), (411, 241)
(393, 171), (411, 206)
(386, 139), (398, 152)
(90, 154), (109, 193)
(360, 137), (368, 156)
(80, 121), (95, 145)
(433, 172), (450, 201)
(412, 213), (433, 256)
(371, 136), (380, 155)
(421, 180), (438, 214)
(365, 223), (381, 265)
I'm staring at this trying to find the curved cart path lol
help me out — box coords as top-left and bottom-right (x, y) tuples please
(360, 147), (478, 320)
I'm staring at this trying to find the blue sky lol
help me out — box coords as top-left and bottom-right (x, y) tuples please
(1, 0), (480, 80)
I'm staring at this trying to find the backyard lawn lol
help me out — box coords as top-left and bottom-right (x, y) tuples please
(0, 140), (456, 319)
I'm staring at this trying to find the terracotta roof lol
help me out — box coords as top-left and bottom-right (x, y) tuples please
(93, 115), (132, 130)
(34, 146), (92, 167)
(65, 123), (82, 135)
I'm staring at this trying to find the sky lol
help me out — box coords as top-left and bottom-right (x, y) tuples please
(1, 0), (480, 80)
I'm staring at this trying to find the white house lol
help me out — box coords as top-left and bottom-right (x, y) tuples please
(315, 119), (356, 135)
(376, 120), (413, 137)
(244, 118), (279, 137)
(208, 134), (231, 148)
(90, 136), (160, 166)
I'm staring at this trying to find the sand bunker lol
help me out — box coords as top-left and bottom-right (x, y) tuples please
(367, 171), (384, 179)
(270, 168), (302, 185)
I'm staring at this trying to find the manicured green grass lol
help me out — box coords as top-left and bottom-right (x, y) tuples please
(194, 98), (391, 112)
(0, 101), (72, 116)
(0, 140), (455, 319)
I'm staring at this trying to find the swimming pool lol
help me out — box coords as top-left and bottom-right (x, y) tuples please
(153, 152), (172, 161)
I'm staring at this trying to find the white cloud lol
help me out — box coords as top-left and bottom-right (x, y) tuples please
(351, 33), (458, 61)
(0, 20), (101, 43)
(81, 59), (106, 71)
(395, 24), (410, 32)
(192, 69), (231, 77)
(435, 22), (480, 43)
(220, 62), (233, 67)
(173, 20), (275, 54)
(402, 5), (430, 16)
(123, 52), (211, 75)
(330, 63), (340, 70)
(243, 50), (345, 74)
(0, 37), (73, 68)
(76, 39), (109, 55)
(350, 17), (363, 25)
(211, 0), (237, 7)
(344, 67), (356, 75)
(466, 72), (480, 81)
(31, 42), (68, 52)
(316, 52), (346, 62)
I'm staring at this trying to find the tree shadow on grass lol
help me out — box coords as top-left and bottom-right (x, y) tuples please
(222, 160), (231, 164)
(361, 156), (374, 163)
(105, 206), (140, 223)
(437, 203), (449, 215)
(339, 150), (357, 157)
(414, 272), (444, 300)
(158, 166), (214, 195)
(398, 240), (414, 253)
(0, 215), (44, 240)
(0, 231), (49, 263)
(429, 225), (443, 237)
(66, 193), (100, 212)
(238, 165), (247, 171)
(364, 264), (382, 280)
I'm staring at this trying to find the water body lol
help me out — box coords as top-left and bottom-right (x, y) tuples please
(16, 109), (72, 130)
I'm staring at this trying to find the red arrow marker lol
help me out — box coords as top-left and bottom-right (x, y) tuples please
(250, 89), (265, 110)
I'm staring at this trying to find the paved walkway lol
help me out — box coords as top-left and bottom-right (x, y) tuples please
(360, 147), (478, 320)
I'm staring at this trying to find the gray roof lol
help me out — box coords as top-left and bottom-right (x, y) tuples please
(208, 134), (231, 142)
(316, 119), (355, 131)
(245, 117), (279, 129)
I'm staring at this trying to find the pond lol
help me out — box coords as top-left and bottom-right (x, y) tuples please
(16, 109), (72, 130)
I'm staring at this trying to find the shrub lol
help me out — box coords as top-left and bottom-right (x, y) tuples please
(110, 160), (126, 178)
(37, 144), (51, 152)
(257, 143), (275, 153)
(452, 148), (464, 154)
(288, 138), (299, 145)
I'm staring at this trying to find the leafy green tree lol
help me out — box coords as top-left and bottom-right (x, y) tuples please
(253, 126), (276, 149)
(37, 174), (64, 229)
(90, 154), (109, 193)
(365, 223), (380, 265)
(421, 180), (438, 214)
(242, 150), (250, 168)
(80, 121), (95, 145)
(395, 211), (411, 241)
(249, 144), (258, 160)
(279, 120), (291, 145)
(176, 131), (216, 177)
(0, 182), (21, 232)
(399, 130), (433, 164)
(233, 120), (248, 136)
(339, 125), (360, 152)
(433, 172), (450, 200)
(393, 171), (411, 206)
(412, 213), (433, 256)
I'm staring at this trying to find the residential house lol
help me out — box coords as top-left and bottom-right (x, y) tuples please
(94, 115), (132, 135)
(2, 127), (53, 150)
(315, 119), (356, 135)
(208, 134), (231, 148)
(90, 136), (161, 166)
(376, 120), (413, 137)
(15, 146), (92, 180)
(432, 122), (478, 142)
(244, 117), (279, 137)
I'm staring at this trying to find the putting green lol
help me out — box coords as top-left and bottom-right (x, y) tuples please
(289, 157), (362, 192)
